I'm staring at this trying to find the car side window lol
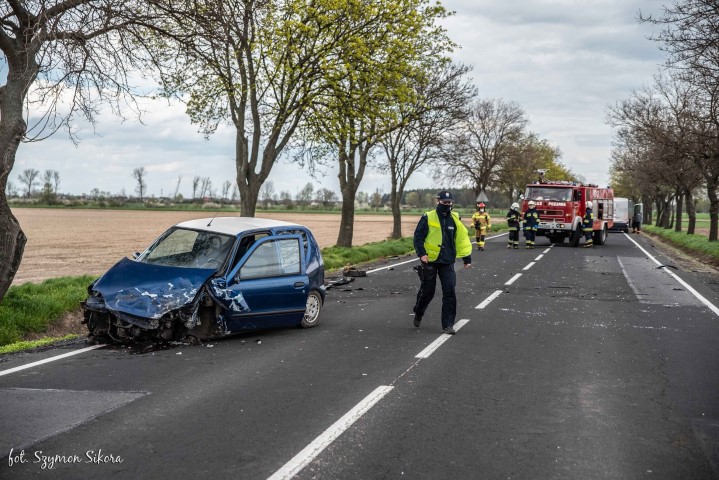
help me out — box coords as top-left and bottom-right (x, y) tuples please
(240, 238), (300, 280)
(230, 232), (270, 272)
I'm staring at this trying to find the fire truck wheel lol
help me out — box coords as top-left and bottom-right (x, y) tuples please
(594, 224), (608, 245)
(571, 225), (582, 247)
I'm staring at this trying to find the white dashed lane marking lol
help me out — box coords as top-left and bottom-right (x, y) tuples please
(505, 273), (522, 286)
(476, 290), (503, 310)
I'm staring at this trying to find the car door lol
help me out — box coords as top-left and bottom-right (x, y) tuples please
(221, 235), (309, 331)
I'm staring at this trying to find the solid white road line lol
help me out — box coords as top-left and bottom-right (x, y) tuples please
(414, 319), (469, 359)
(476, 290), (503, 309)
(522, 262), (536, 271)
(625, 233), (719, 317)
(267, 385), (394, 480)
(366, 257), (418, 274)
(0, 345), (105, 378)
(505, 273), (522, 286)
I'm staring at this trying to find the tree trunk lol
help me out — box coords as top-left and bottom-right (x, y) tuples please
(674, 191), (683, 232)
(659, 198), (672, 228)
(644, 196), (653, 225)
(0, 56), (36, 302)
(390, 189), (402, 239)
(707, 177), (719, 242)
(234, 130), (265, 217)
(686, 189), (696, 235)
(336, 145), (369, 247)
(654, 198), (663, 227)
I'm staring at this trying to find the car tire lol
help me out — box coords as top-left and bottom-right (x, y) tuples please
(300, 290), (323, 328)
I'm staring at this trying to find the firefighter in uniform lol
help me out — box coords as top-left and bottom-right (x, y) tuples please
(506, 202), (521, 249)
(523, 200), (540, 249)
(583, 201), (594, 248)
(471, 202), (491, 251)
(412, 191), (472, 335)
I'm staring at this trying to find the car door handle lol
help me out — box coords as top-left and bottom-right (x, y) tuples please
(294, 282), (305, 288)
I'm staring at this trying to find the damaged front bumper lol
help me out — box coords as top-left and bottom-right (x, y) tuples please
(82, 289), (211, 343)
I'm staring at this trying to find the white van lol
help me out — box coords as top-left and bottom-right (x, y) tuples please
(611, 197), (633, 233)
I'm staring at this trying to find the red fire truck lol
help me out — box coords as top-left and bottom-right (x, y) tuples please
(521, 180), (614, 247)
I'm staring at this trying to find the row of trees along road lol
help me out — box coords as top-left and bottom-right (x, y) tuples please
(0, 1), (573, 304)
(607, 0), (719, 241)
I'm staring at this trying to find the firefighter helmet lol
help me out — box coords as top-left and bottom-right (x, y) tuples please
(528, 200), (536, 208)
(586, 201), (593, 209)
(477, 202), (485, 209)
(511, 202), (519, 210)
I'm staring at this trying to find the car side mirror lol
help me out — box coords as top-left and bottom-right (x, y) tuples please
(132, 252), (141, 260)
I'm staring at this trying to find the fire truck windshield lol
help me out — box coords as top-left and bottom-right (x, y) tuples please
(524, 186), (573, 202)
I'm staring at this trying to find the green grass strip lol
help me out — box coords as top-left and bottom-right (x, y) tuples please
(643, 225), (719, 262)
(0, 276), (95, 346)
(322, 237), (416, 270)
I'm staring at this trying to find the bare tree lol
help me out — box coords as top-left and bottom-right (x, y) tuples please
(379, 62), (476, 238)
(199, 177), (212, 200)
(641, 1), (719, 239)
(315, 188), (338, 209)
(17, 169), (40, 197)
(221, 181), (232, 203)
(52, 170), (61, 195)
(43, 170), (53, 191)
(260, 181), (275, 209)
(173, 176), (182, 201)
(296, 183), (315, 207)
(192, 176), (200, 201)
(279, 190), (293, 208)
(0, 1), (169, 301)
(438, 99), (528, 198)
(132, 167), (147, 202)
(5, 181), (17, 197)
(608, 74), (709, 237)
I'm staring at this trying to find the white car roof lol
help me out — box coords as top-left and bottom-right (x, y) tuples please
(175, 217), (303, 236)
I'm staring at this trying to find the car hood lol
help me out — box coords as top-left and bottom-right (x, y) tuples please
(91, 257), (216, 320)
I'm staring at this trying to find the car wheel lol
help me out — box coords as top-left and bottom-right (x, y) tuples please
(300, 290), (322, 328)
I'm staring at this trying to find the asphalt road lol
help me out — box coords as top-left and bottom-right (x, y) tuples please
(1, 231), (718, 479)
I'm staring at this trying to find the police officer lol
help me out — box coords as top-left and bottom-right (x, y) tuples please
(506, 202), (521, 249)
(523, 200), (540, 249)
(471, 202), (491, 251)
(583, 201), (594, 248)
(413, 190), (472, 334)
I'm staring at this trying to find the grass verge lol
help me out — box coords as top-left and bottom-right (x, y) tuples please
(0, 276), (95, 350)
(643, 225), (719, 267)
(322, 237), (415, 270)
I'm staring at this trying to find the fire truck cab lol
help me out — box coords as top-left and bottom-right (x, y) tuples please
(521, 180), (614, 247)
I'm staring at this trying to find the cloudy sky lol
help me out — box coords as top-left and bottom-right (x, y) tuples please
(9, 0), (666, 199)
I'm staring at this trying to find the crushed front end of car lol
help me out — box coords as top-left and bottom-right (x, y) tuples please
(82, 258), (218, 343)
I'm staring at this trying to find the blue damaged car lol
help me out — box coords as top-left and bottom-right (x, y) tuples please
(82, 217), (325, 343)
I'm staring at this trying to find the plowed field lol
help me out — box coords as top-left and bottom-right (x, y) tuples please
(11, 208), (421, 285)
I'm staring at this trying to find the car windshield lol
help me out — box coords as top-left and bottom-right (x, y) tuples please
(140, 227), (235, 269)
(524, 187), (572, 202)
